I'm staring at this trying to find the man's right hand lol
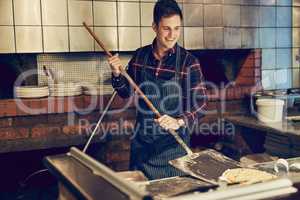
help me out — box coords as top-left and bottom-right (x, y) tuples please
(108, 53), (122, 77)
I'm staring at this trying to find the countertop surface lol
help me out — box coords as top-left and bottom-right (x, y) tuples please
(225, 115), (300, 137)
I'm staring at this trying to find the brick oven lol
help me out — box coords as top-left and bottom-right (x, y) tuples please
(189, 48), (262, 148)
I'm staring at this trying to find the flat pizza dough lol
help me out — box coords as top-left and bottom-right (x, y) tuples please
(220, 168), (277, 184)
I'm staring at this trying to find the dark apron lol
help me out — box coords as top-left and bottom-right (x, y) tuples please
(129, 47), (190, 180)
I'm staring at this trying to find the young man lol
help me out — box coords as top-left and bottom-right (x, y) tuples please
(108, 0), (206, 180)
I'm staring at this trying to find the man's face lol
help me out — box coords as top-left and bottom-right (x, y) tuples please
(152, 15), (181, 50)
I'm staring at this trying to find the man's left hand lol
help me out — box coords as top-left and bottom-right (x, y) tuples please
(155, 115), (185, 131)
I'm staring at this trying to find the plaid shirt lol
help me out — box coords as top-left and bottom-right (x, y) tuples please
(112, 41), (207, 127)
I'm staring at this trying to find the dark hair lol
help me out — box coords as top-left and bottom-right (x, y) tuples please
(153, 0), (183, 25)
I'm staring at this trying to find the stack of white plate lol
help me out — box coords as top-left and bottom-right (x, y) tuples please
(83, 84), (113, 95)
(49, 82), (82, 97)
(15, 86), (49, 98)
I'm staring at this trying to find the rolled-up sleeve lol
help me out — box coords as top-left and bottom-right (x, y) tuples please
(180, 57), (207, 128)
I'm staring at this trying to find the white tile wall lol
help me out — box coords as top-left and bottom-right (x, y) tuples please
(204, 27), (224, 49)
(68, 0), (93, 26)
(184, 27), (204, 49)
(276, 28), (292, 48)
(276, 48), (292, 68)
(41, 0), (68, 26)
(0, 0), (13, 25)
(117, 2), (140, 26)
(277, 7), (292, 27)
(262, 48), (276, 69)
(223, 5), (240, 27)
(241, 28), (259, 48)
(262, 70), (275, 89)
(0, 26), (15, 53)
(241, 6), (259, 27)
(94, 27), (118, 51)
(224, 28), (241, 49)
(259, 28), (276, 48)
(183, 4), (203, 26)
(118, 27), (141, 51)
(277, 0), (292, 6)
(43, 27), (69, 52)
(69, 27), (94, 52)
(14, 0), (41, 25)
(259, 6), (276, 27)
(94, 1), (117, 26)
(260, 0), (276, 5)
(141, 27), (156, 46)
(141, 3), (155, 26)
(204, 5), (222, 27)
(275, 69), (291, 89)
(15, 26), (43, 53)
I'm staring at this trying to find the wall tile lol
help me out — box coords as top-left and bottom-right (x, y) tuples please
(204, 5), (222, 26)
(276, 48), (292, 68)
(224, 28), (241, 48)
(204, 27), (224, 49)
(94, 27), (118, 51)
(15, 26), (43, 53)
(183, 4), (203, 26)
(141, 3), (155, 26)
(94, 1), (117, 26)
(259, 28), (276, 48)
(118, 2), (140, 26)
(276, 28), (292, 48)
(241, 28), (259, 48)
(181, 0), (203, 3)
(0, 26), (15, 53)
(275, 69), (291, 89)
(0, 0), (13, 25)
(204, 0), (223, 3)
(69, 27), (94, 52)
(262, 48), (276, 69)
(262, 70), (276, 89)
(223, 0), (242, 4)
(141, 27), (156, 47)
(41, 0), (68, 26)
(68, 0), (93, 26)
(118, 27), (141, 51)
(43, 27), (69, 52)
(223, 5), (240, 27)
(259, 6), (276, 27)
(277, 6), (292, 27)
(14, 0), (41, 25)
(260, 0), (276, 5)
(277, 0), (292, 6)
(242, 0), (260, 5)
(241, 6), (259, 27)
(184, 27), (204, 49)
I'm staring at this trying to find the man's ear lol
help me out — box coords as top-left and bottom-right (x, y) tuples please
(152, 22), (157, 33)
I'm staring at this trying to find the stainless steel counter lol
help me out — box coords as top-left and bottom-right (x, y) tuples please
(225, 115), (300, 137)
